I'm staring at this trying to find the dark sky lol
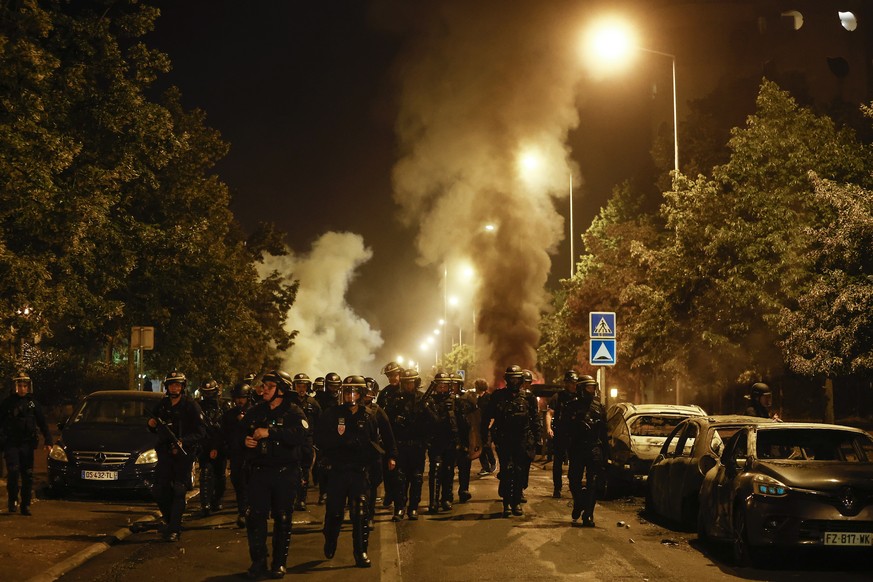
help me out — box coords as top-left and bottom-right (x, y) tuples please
(145, 1), (670, 377)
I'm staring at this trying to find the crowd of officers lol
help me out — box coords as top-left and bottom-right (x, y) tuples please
(0, 365), (611, 580)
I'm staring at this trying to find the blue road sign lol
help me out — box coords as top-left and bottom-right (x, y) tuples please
(590, 312), (616, 339)
(590, 339), (617, 366)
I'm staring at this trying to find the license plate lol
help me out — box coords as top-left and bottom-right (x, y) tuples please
(824, 532), (873, 546)
(82, 470), (118, 481)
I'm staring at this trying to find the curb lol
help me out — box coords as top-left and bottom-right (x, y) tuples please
(26, 490), (199, 582)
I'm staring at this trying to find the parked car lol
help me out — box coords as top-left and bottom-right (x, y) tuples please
(605, 403), (707, 494)
(698, 422), (873, 566)
(47, 390), (163, 495)
(645, 415), (778, 528)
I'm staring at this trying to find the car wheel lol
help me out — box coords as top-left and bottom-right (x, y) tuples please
(732, 505), (761, 567)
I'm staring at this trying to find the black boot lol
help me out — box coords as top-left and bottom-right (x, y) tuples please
(323, 514), (341, 559)
(352, 517), (371, 568)
(502, 503), (511, 518)
(392, 507), (405, 522)
(408, 506), (419, 520)
(270, 512), (292, 578)
(246, 516), (269, 579)
(458, 490), (471, 503)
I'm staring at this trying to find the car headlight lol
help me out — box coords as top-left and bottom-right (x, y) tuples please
(753, 474), (788, 497)
(48, 445), (68, 463)
(135, 449), (158, 465)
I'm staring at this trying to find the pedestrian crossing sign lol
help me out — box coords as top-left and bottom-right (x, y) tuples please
(590, 339), (616, 366)
(589, 312), (616, 339)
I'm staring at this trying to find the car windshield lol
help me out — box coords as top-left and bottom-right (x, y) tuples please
(629, 415), (686, 437)
(72, 398), (151, 425)
(756, 429), (873, 462)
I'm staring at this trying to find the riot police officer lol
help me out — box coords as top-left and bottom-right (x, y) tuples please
(487, 365), (542, 517)
(381, 368), (436, 521)
(147, 371), (206, 542)
(221, 381), (253, 528)
(545, 370), (580, 497)
(317, 375), (393, 568)
(363, 377), (397, 527)
(565, 375), (609, 527)
(427, 373), (458, 513)
(451, 373), (479, 503)
(745, 382), (781, 420)
(314, 372), (341, 504)
(0, 372), (52, 515)
(519, 369), (537, 503)
(290, 373), (321, 511)
(376, 362), (401, 508)
(197, 380), (227, 517)
(242, 370), (312, 579)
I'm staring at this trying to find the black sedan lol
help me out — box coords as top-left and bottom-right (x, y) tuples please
(698, 422), (873, 566)
(47, 390), (163, 494)
(645, 415), (777, 529)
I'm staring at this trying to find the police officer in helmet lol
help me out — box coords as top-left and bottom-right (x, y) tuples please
(745, 382), (780, 420)
(545, 370), (580, 497)
(221, 381), (253, 528)
(317, 375), (390, 568)
(197, 380), (227, 517)
(566, 374), (609, 527)
(242, 370), (312, 579)
(290, 373), (321, 511)
(0, 372), (52, 515)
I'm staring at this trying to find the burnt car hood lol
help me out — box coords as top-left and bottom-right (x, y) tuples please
(61, 423), (158, 454)
(757, 461), (873, 490)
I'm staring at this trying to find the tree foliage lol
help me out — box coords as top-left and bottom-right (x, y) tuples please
(0, 1), (296, 396)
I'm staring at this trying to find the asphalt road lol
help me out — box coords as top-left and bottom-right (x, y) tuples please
(4, 458), (865, 582)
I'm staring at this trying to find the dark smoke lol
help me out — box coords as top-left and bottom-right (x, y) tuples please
(388, 1), (584, 382)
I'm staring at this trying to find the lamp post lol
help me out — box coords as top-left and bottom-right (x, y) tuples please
(586, 19), (679, 173)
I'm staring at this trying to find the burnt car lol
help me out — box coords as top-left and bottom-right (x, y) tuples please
(698, 422), (873, 566)
(645, 415), (777, 528)
(605, 402), (707, 494)
(47, 390), (163, 495)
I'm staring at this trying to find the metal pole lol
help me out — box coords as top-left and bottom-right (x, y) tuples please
(671, 56), (679, 173)
(569, 175), (574, 277)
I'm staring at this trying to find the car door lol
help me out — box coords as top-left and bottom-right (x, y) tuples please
(712, 429), (748, 536)
(649, 422), (685, 517)
(666, 420), (700, 522)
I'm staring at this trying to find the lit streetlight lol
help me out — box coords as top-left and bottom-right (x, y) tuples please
(585, 18), (679, 173)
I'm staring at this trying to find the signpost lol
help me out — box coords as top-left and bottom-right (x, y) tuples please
(589, 312), (616, 404)
(129, 326), (155, 390)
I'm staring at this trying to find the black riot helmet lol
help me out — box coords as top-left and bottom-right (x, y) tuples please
(200, 380), (219, 399)
(325, 372), (342, 393)
(750, 382), (771, 398)
(577, 374), (598, 394)
(293, 373), (312, 395)
(230, 382), (252, 400)
(382, 361), (402, 376)
(163, 370), (187, 390)
(262, 370), (293, 400)
(563, 370), (579, 384)
(434, 372), (452, 393)
(400, 368), (421, 390)
(314, 377), (325, 392)
(13, 371), (32, 394)
(522, 369), (533, 384)
(449, 372), (464, 394)
(364, 377), (379, 397)
(504, 365), (524, 390)
(341, 375), (367, 407)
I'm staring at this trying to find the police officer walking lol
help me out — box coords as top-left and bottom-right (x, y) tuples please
(221, 381), (253, 528)
(487, 365), (542, 517)
(427, 373), (459, 513)
(314, 372), (341, 505)
(375, 361), (401, 508)
(147, 371), (206, 542)
(565, 375), (609, 527)
(451, 373), (478, 503)
(317, 375), (393, 568)
(545, 370), (579, 498)
(0, 372), (52, 515)
(363, 377), (397, 527)
(242, 370), (312, 579)
(197, 380), (227, 517)
(381, 368), (436, 521)
(290, 373), (321, 511)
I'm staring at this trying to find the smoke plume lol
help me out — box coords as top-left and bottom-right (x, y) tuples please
(262, 232), (383, 376)
(388, 1), (584, 381)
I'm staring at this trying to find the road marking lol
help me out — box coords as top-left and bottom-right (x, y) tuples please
(380, 515), (402, 580)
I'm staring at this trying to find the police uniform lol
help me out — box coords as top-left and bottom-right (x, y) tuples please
(317, 376), (384, 568)
(427, 377), (459, 513)
(547, 374), (580, 496)
(288, 385), (321, 511)
(565, 377), (609, 526)
(242, 371), (312, 579)
(0, 374), (52, 515)
(364, 398), (397, 525)
(221, 384), (253, 527)
(198, 384), (228, 516)
(453, 385), (479, 502)
(487, 366), (542, 516)
(381, 369), (436, 520)
(313, 373), (341, 504)
(148, 375), (207, 541)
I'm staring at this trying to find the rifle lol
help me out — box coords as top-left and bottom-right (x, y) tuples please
(154, 417), (188, 457)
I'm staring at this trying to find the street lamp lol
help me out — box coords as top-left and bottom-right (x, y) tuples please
(585, 18), (679, 173)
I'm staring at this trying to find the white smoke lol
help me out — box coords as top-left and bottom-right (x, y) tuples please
(262, 232), (383, 376)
